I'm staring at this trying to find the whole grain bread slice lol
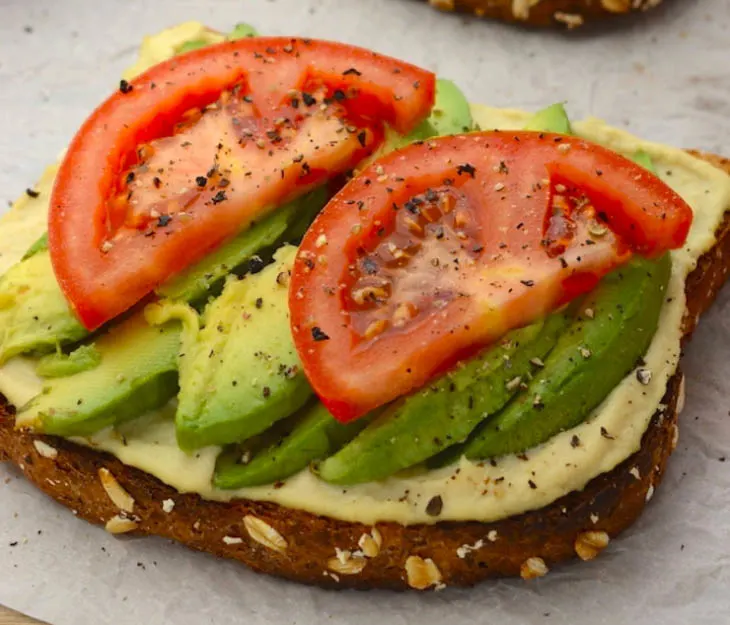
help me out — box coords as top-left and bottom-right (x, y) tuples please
(424, 0), (664, 28)
(0, 152), (728, 591)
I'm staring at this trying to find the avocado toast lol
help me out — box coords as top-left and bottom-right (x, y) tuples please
(1, 22), (730, 591)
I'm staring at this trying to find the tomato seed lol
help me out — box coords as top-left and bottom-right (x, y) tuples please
(364, 319), (389, 339)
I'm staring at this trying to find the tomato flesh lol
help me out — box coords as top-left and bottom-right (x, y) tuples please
(289, 132), (693, 422)
(49, 38), (435, 330)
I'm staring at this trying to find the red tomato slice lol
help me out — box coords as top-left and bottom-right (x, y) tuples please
(49, 38), (435, 330)
(290, 131), (693, 422)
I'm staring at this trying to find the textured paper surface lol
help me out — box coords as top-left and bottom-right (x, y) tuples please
(1, 0), (729, 623)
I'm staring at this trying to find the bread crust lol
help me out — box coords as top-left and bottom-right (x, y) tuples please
(0, 152), (728, 590)
(424, 0), (664, 28)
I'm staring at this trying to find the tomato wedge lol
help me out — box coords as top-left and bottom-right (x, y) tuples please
(290, 131), (693, 422)
(50, 38), (434, 330)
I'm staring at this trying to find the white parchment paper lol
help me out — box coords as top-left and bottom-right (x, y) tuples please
(1, 0), (729, 623)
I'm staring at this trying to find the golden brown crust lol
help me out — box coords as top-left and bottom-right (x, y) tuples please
(424, 0), (664, 28)
(0, 151), (728, 590)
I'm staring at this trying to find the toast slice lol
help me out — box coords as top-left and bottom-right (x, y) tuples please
(425, 0), (662, 28)
(0, 152), (728, 591)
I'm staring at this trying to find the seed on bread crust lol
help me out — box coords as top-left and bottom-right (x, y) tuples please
(243, 515), (288, 553)
(328, 554), (367, 575)
(512, 0), (541, 20)
(105, 514), (138, 535)
(553, 11), (584, 27)
(358, 531), (381, 558)
(574, 530), (610, 561)
(405, 556), (443, 589)
(33, 440), (58, 459)
(601, 0), (631, 11)
(520, 557), (549, 579)
(98, 468), (134, 513)
(677, 374), (686, 413)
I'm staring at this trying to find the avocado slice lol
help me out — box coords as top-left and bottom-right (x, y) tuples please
(459, 254), (670, 460)
(214, 402), (371, 489)
(428, 78), (473, 136)
(632, 149), (657, 173)
(168, 245), (312, 450)
(0, 250), (88, 363)
(36, 344), (101, 378)
(156, 188), (326, 303)
(228, 23), (259, 40)
(21, 232), (49, 260)
(317, 313), (570, 485)
(16, 313), (180, 437)
(175, 23), (259, 55)
(523, 102), (572, 135)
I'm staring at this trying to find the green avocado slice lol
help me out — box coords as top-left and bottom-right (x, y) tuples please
(36, 344), (101, 378)
(428, 78), (473, 136)
(0, 250), (88, 363)
(17, 313), (180, 437)
(523, 102), (572, 135)
(213, 402), (371, 489)
(168, 246), (312, 450)
(317, 313), (571, 485)
(460, 254), (670, 460)
(175, 23), (259, 55)
(21, 232), (49, 260)
(228, 23), (259, 40)
(156, 188), (326, 303)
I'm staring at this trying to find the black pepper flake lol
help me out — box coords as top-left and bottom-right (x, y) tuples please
(248, 256), (265, 274)
(570, 435), (581, 448)
(425, 495), (443, 517)
(211, 190), (227, 204)
(311, 326), (330, 342)
(600, 427), (615, 440)
(196, 176), (207, 187)
(343, 67), (362, 76)
(255, 297), (263, 309)
(266, 130), (282, 143)
(125, 172), (135, 184)
(333, 89), (346, 101)
(153, 176), (162, 189)
(157, 214), (172, 228)
(520, 280), (534, 287)
(301, 92), (316, 106)
(528, 480), (537, 490)
(357, 130), (367, 148)
(119, 79), (133, 94)
(456, 163), (476, 178)
(25, 188), (40, 198)
(262, 386), (271, 399)
(361, 257), (378, 275)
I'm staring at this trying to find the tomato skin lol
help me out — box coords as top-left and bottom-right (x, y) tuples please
(50, 37), (435, 330)
(289, 131), (693, 422)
